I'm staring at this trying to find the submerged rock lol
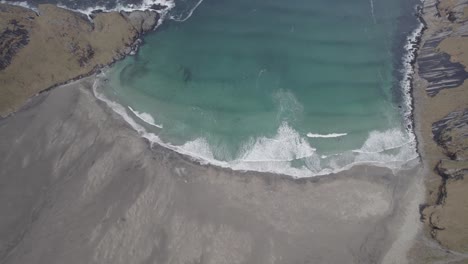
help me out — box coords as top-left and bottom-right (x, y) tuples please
(178, 65), (192, 83)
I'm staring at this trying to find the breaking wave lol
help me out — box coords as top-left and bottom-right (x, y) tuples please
(128, 106), (163, 128)
(8, 0), (423, 178)
(0, 0), (35, 10)
(307, 133), (347, 138)
(93, 74), (418, 178)
(398, 4), (425, 155)
(1, 0), (204, 25)
(55, 0), (175, 20)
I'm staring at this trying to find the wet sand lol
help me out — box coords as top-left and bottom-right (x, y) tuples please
(0, 77), (424, 263)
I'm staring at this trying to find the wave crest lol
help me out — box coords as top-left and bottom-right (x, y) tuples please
(93, 73), (418, 179)
(238, 123), (316, 163)
(128, 106), (163, 128)
(307, 133), (347, 138)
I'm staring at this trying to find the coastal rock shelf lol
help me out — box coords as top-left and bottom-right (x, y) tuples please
(418, 32), (468, 96)
(0, 0), (467, 262)
(0, 4), (159, 117)
(432, 109), (468, 160)
(415, 0), (468, 256)
(437, 0), (468, 22)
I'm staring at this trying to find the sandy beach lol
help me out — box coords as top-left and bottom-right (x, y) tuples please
(0, 78), (425, 263)
(0, 0), (467, 262)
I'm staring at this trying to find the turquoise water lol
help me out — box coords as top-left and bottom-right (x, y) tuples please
(97, 0), (420, 176)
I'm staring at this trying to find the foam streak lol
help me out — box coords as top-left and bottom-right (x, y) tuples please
(307, 133), (347, 138)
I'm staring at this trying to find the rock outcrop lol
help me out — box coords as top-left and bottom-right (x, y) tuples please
(0, 4), (159, 117)
(415, 0), (468, 254)
(418, 39), (468, 96)
(417, 0), (468, 96)
(432, 109), (468, 160)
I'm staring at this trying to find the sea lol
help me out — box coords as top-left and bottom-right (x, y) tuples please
(3, 0), (423, 177)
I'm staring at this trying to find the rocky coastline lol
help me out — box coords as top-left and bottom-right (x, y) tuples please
(0, 3), (160, 117)
(413, 0), (468, 256)
(0, 0), (467, 262)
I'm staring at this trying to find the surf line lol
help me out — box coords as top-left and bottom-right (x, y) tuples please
(128, 106), (163, 129)
(306, 133), (347, 138)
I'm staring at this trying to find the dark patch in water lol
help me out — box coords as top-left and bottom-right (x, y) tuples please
(119, 61), (150, 86)
(150, 4), (166, 10)
(179, 65), (192, 83)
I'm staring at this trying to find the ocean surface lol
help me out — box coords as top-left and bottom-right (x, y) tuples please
(4, 0), (422, 177)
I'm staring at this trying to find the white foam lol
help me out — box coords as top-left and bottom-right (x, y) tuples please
(128, 106), (163, 128)
(399, 11), (425, 148)
(169, 0), (204, 22)
(2, 0), (205, 29)
(230, 127), (418, 177)
(307, 133), (347, 138)
(218, 123), (314, 177)
(170, 123), (320, 177)
(93, 76), (419, 178)
(56, 4), (108, 17)
(91, 9), (423, 177)
(180, 138), (215, 160)
(238, 123), (316, 163)
(92, 83), (320, 178)
(52, 0), (207, 30)
(92, 74), (226, 168)
(56, 0), (176, 20)
(0, 0), (36, 11)
(353, 129), (418, 164)
(92, 75), (156, 138)
(358, 129), (410, 153)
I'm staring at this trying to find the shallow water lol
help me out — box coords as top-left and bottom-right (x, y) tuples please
(4, 0), (421, 176)
(94, 0), (420, 176)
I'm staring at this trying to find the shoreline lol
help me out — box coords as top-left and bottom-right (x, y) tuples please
(0, 0), (466, 262)
(402, 5), (426, 162)
(94, 70), (422, 177)
(2, 1), (423, 179)
(410, 0), (468, 258)
(95, 69), (422, 178)
(85, 0), (426, 179)
(0, 3), (162, 117)
(0, 77), (425, 263)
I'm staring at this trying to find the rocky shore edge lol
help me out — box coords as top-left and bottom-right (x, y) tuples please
(411, 0), (468, 259)
(0, 0), (467, 262)
(0, 3), (162, 117)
